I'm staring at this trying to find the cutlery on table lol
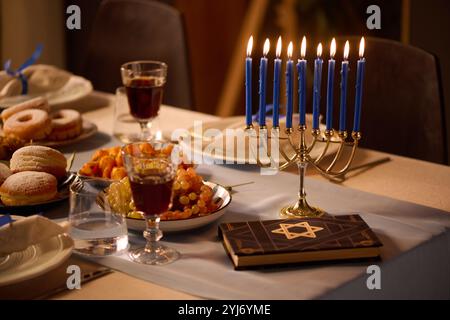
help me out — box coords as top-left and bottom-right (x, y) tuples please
(324, 157), (391, 183)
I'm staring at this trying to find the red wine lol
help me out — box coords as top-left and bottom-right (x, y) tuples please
(129, 177), (174, 216)
(125, 77), (164, 120)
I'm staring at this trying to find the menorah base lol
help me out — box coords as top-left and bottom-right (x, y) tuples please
(280, 198), (325, 218)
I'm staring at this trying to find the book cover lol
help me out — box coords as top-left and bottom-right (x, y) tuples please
(218, 214), (382, 269)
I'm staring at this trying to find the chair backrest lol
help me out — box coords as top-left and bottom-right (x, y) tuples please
(83, 0), (193, 109)
(334, 36), (447, 164)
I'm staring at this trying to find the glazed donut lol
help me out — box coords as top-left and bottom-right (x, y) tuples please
(0, 171), (57, 206)
(3, 109), (52, 141)
(1, 97), (50, 121)
(10, 145), (67, 179)
(48, 109), (82, 141)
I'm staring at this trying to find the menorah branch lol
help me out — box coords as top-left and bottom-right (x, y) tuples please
(245, 125), (362, 218)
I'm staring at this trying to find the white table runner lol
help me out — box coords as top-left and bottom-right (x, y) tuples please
(72, 156), (450, 299)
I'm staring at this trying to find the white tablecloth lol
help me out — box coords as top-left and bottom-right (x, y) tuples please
(50, 94), (450, 299)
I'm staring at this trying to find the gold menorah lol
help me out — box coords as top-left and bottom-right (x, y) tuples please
(245, 124), (361, 218)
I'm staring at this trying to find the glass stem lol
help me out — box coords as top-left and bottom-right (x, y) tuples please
(143, 215), (162, 254)
(139, 121), (152, 141)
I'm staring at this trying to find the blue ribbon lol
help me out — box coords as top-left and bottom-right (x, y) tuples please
(0, 214), (14, 227)
(4, 44), (43, 95)
(252, 104), (286, 124)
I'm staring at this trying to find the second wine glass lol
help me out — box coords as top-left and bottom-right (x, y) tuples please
(120, 61), (167, 141)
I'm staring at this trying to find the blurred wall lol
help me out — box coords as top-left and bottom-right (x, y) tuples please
(410, 0), (450, 164)
(0, 0), (66, 68)
(174, 0), (248, 113)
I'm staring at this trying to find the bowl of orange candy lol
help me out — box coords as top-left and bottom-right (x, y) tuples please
(78, 143), (175, 180)
(80, 143), (232, 232)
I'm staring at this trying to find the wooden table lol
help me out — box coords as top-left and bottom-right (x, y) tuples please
(53, 92), (450, 299)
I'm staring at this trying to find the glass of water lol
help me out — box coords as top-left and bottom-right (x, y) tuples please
(69, 179), (129, 256)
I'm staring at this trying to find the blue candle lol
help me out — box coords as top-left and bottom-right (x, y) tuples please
(339, 40), (350, 132)
(312, 43), (323, 130)
(272, 37), (282, 127)
(353, 37), (365, 132)
(325, 38), (336, 131)
(245, 36), (253, 127)
(258, 38), (270, 127)
(285, 42), (294, 129)
(297, 36), (307, 126)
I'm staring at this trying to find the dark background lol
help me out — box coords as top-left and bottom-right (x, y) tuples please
(63, 0), (450, 164)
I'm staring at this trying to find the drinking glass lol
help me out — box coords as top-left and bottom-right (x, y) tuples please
(120, 61), (167, 141)
(69, 179), (129, 256)
(122, 141), (179, 265)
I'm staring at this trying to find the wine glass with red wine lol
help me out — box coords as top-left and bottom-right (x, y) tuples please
(122, 141), (179, 265)
(120, 61), (167, 141)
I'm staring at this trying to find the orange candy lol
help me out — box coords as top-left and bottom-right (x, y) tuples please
(111, 167), (127, 180)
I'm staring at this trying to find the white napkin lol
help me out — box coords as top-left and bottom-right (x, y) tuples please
(0, 215), (67, 256)
(0, 65), (72, 98)
(25, 64), (72, 94)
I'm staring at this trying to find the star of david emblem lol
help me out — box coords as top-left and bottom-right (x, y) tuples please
(271, 221), (324, 240)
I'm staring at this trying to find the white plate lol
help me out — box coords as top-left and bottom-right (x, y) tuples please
(178, 115), (340, 165)
(0, 75), (93, 108)
(126, 182), (232, 233)
(0, 216), (73, 287)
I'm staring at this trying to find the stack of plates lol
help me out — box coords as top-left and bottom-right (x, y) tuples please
(178, 114), (339, 165)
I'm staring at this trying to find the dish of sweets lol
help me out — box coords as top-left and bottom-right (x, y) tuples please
(0, 96), (97, 155)
(80, 144), (232, 232)
(0, 145), (76, 212)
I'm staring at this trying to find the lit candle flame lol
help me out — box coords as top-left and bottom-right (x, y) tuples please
(344, 40), (349, 60)
(301, 36), (306, 58)
(287, 41), (293, 59)
(359, 37), (365, 58)
(155, 130), (163, 141)
(330, 38), (336, 58)
(247, 35), (253, 56)
(263, 38), (270, 56)
(317, 43), (323, 57)
(276, 36), (282, 58)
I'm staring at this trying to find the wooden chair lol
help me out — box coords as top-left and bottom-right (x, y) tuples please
(333, 36), (447, 164)
(83, 0), (193, 109)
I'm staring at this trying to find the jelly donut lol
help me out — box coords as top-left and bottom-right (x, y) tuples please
(3, 109), (51, 141)
(10, 145), (67, 179)
(48, 109), (82, 141)
(0, 162), (12, 185)
(0, 171), (57, 206)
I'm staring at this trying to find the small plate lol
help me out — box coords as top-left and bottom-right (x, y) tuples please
(118, 182), (231, 233)
(0, 173), (79, 214)
(0, 75), (93, 108)
(0, 216), (73, 287)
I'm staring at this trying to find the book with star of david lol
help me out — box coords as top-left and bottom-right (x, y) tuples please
(218, 214), (382, 269)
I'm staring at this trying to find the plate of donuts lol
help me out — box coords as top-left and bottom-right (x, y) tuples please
(0, 145), (78, 213)
(0, 96), (98, 148)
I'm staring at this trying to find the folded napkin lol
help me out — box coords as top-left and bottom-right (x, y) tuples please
(0, 215), (67, 256)
(0, 65), (72, 98)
